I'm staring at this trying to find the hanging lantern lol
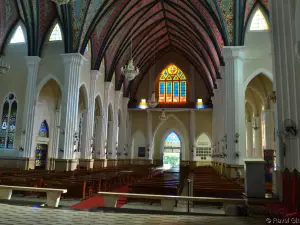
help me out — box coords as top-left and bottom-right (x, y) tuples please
(148, 92), (158, 108)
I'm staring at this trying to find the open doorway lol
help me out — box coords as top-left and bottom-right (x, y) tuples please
(163, 132), (181, 169)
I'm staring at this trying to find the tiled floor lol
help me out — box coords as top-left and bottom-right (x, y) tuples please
(0, 203), (266, 225)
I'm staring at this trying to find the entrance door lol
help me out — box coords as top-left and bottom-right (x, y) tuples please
(35, 144), (48, 169)
(163, 132), (181, 169)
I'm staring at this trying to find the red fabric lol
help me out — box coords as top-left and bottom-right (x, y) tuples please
(69, 185), (130, 210)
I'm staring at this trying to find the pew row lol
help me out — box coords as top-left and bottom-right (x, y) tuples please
(0, 185), (67, 207)
(98, 191), (245, 216)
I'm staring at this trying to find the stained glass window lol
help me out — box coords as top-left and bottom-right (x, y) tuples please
(49, 24), (62, 41)
(10, 25), (25, 44)
(250, 9), (269, 31)
(0, 94), (17, 149)
(158, 64), (187, 103)
(35, 144), (48, 169)
(39, 120), (49, 137)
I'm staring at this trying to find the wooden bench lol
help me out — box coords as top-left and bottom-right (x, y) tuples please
(98, 191), (246, 215)
(0, 185), (67, 207)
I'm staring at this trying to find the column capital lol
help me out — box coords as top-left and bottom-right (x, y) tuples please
(105, 81), (114, 91)
(123, 97), (130, 105)
(24, 56), (41, 67)
(91, 70), (100, 81)
(222, 46), (245, 61)
(115, 90), (123, 101)
(60, 53), (86, 66)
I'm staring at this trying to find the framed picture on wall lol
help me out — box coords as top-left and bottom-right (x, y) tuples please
(138, 147), (146, 157)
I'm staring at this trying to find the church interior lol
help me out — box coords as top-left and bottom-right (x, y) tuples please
(0, 0), (299, 224)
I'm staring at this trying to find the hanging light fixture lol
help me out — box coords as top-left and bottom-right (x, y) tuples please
(147, 44), (158, 108)
(159, 109), (167, 122)
(0, 55), (10, 74)
(121, 38), (139, 80)
(51, 0), (73, 5)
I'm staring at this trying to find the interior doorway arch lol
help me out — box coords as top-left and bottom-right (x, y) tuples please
(161, 131), (182, 169)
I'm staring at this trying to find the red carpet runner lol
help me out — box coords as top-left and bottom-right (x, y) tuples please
(69, 185), (130, 210)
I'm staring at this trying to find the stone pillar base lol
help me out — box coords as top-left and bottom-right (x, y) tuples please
(0, 157), (35, 170)
(79, 159), (94, 169)
(107, 159), (117, 167)
(55, 159), (78, 171)
(47, 158), (56, 171)
(94, 159), (107, 168)
(131, 159), (153, 165)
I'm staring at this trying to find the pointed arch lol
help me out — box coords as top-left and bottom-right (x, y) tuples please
(157, 64), (187, 103)
(195, 133), (212, 161)
(249, 8), (269, 31)
(49, 23), (63, 41)
(9, 23), (26, 44)
(79, 84), (89, 110)
(85, 39), (92, 53)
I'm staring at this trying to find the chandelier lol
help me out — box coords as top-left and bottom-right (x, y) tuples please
(159, 109), (167, 122)
(0, 56), (10, 74)
(148, 92), (158, 108)
(121, 38), (139, 80)
(51, 0), (73, 5)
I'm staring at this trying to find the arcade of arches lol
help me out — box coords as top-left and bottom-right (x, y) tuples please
(0, 0), (299, 205)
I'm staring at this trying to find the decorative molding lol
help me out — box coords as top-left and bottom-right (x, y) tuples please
(222, 46), (246, 60)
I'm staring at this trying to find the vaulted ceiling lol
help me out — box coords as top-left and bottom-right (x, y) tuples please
(0, 0), (269, 98)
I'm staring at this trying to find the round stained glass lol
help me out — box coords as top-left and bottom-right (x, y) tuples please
(8, 94), (14, 100)
(167, 65), (177, 75)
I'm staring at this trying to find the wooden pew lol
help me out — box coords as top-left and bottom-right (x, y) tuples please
(193, 166), (244, 199)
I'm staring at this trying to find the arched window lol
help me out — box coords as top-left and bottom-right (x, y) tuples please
(85, 40), (91, 53)
(10, 25), (25, 44)
(250, 9), (269, 31)
(0, 94), (17, 149)
(49, 24), (62, 41)
(39, 120), (49, 137)
(158, 64), (186, 103)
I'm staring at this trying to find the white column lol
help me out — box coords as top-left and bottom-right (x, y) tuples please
(112, 91), (122, 159)
(58, 53), (85, 159)
(93, 116), (101, 158)
(189, 110), (196, 161)
(270, 0), (300, 170)
(122, 98), (130, 159)
(147, 110), (153, 160)
(223, 47), (245, 165)
(262, 109), (274, 150)
(103, 82), (113, 158)
(52, 109), (61, 158)
(246, 121), (253, 157)
(22, 56), (41, 158)
(253, 116), (262, 158)
(79, 110), (88, 158)
(117, 97), (130, 159)
(81, 70), (99, 159)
